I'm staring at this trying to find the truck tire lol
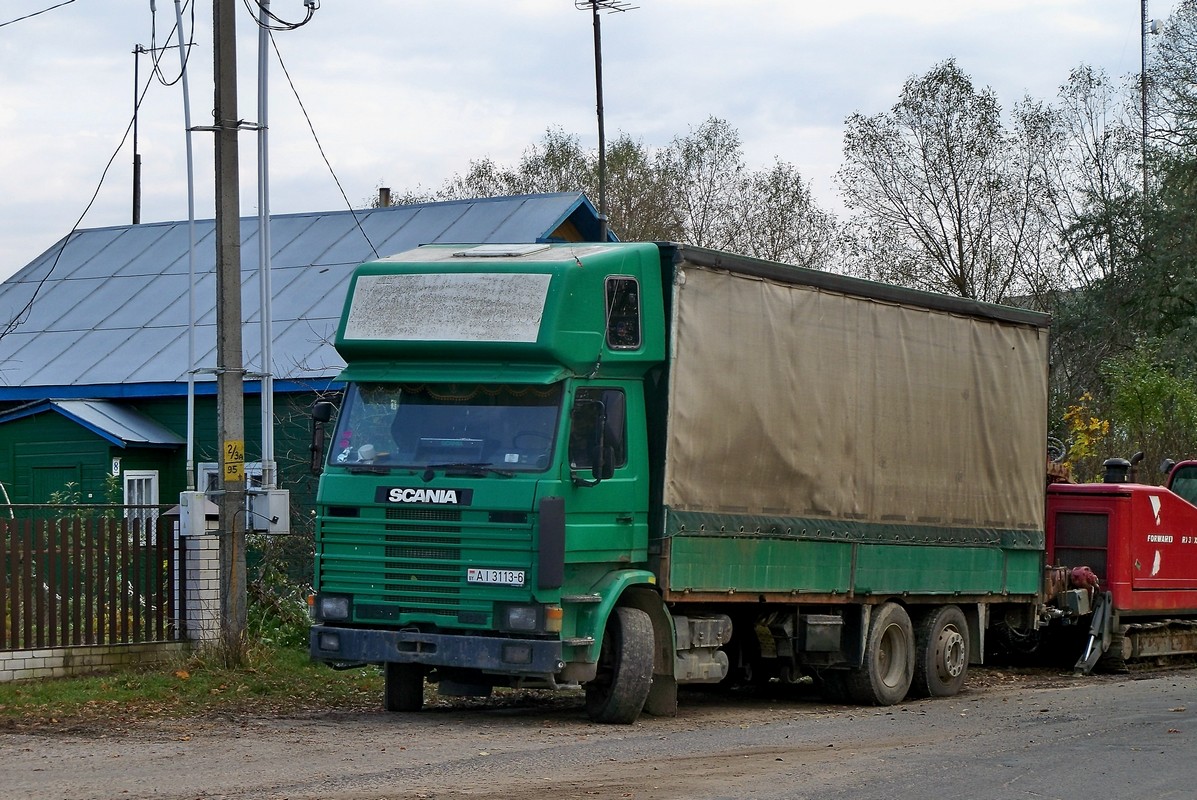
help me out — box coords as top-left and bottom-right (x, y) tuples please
(383, 662), (425, 712)
(585, 606), (653, 724)
(911, 605), (969, 698)
(844, 602), (914, 705)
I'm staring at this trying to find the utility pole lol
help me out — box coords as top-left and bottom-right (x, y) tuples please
(132, 45), (145, 224)
(213, 0), (247, 665)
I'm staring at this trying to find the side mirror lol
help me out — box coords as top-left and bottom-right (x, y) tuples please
(310, 401), (335, 475)
(593, 445), (616, 481)
(570, 398), (608, 487)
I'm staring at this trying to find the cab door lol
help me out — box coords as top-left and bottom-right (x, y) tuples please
(563, 383), (648, 567)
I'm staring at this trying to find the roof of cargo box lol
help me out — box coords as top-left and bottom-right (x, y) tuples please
(673, 245), (1051, 329)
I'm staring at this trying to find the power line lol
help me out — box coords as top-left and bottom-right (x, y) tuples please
(0, 0), (77, 29)
(148, 0), (197, 88)
(243, 0), (318, 31)
(268, 29), (379, 259)
(0, 68), (157, 340)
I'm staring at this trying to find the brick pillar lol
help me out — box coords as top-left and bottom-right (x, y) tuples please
(183, 531), (222, 642)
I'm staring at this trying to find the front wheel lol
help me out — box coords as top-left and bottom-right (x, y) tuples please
(911, 605), (969, 698)
(585, 606), (654, 724)
(844, 602), (914, 705)
(383, 662), (425, 712)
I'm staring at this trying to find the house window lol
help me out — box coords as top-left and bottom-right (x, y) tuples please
(123, 470), (159, 542)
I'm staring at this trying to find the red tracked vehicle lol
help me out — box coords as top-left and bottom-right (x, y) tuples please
(1046, 457), (1197, 670)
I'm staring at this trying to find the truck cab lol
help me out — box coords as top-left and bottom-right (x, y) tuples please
(309, 242), (670, 723)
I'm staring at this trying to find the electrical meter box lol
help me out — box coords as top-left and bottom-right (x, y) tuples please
(249, 489), (291, 534)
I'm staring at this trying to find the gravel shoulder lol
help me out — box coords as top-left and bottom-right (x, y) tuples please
(2, 666), (1192, 800)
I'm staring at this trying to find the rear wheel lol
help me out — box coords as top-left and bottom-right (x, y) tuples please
(383, 662), (426, 712)
(911, 605), (969, 698)
(585, 606), (654, 724)
(845, 602), (914, 705)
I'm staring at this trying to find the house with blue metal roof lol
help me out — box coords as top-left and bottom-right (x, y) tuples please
(0, 192), (607, 510)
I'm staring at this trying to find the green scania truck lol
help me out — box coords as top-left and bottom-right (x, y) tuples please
(308, 241), (1050, 723)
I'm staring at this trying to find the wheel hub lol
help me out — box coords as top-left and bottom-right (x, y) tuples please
(938, 626), (966, 679)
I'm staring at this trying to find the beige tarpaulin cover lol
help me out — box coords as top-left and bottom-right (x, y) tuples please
(662, 262), (1049, 531)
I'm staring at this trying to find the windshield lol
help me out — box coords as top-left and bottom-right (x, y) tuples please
(329, 383), (562, 472)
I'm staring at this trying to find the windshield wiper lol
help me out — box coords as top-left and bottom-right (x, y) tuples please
(424, 462), (515, 478)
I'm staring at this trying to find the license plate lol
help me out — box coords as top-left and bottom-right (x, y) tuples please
(467, 568), (525, 587)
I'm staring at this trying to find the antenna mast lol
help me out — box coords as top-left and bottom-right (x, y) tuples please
(575, 0), (636, 242)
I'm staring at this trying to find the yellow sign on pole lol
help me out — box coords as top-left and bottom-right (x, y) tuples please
(223, 439), (245, 481)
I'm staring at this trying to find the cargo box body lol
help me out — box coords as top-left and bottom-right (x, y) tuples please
(653, 247), (1051, 604)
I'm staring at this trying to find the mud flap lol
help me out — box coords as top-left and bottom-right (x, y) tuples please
(643, 674), (677, 717)
(1074, 590), (1113, 675)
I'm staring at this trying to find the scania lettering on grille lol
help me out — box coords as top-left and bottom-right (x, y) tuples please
(375, 487), (473, 505)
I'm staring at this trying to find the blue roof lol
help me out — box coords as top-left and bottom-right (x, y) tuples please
(0, 193), (607, 401)
(0, 399), (187, 448)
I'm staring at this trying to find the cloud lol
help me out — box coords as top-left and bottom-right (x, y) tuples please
(0, 0), (1177, 277)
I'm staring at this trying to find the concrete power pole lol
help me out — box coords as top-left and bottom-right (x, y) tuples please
(213, 0), (247, 665)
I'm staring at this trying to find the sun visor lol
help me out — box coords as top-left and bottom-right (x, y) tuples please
(337, 362), (569, 385)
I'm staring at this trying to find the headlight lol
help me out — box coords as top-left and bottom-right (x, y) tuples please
(317, 594), (351, 621)
(500, 604), (540, 632)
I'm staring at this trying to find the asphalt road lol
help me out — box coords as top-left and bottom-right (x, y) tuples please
(2, 668), (1195, 800)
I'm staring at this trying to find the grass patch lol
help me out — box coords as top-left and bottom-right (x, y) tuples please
(0, 643), (383, 729)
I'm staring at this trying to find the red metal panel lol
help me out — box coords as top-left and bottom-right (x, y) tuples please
(1048, 483), (1197, 615)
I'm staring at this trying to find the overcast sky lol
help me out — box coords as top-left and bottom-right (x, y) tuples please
(0, 0), (1180, 279)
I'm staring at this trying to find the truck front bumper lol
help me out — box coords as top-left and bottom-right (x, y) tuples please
(310, 624), (565, 675)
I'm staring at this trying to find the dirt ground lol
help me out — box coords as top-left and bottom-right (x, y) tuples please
(2, 665), (1193, 800)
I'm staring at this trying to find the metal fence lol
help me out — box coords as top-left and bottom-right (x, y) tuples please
(1, 507), (184, 651)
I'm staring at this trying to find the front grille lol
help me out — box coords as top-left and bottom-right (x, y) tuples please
(319, 503), (535, 619)
(387, 507), (462, 523)
(385, 543), (458, 560)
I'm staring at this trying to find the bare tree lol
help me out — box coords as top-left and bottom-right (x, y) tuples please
(663, 117), (745, 248)
(837, 59), (1042, 302)
(725, 158), (837, 269)
(374, 119), (836, 263)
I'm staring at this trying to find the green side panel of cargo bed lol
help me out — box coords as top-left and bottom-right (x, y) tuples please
(668, 535), (853, 593)
(852, 545), (1003, 594)
(1002, 549), (1044, 595)
(663, 512), (1045, 597)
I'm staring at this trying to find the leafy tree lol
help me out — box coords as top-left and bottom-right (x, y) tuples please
(594, 133), (681, 242)
(1100, 341), (1197, 467)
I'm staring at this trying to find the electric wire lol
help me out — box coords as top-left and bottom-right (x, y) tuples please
(0, 0), (77, 29)
(148, 0), (196, 88)
(0, 70), (157, 340)
(268, 29), (379, 259)
(242, 0), (318, 31)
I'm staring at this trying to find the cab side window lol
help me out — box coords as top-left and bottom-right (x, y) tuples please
(605, 277), (641, 350)
(569, 388), (627, 469)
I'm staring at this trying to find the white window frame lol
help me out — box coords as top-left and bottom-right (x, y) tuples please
(123, 469), (159, 543)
